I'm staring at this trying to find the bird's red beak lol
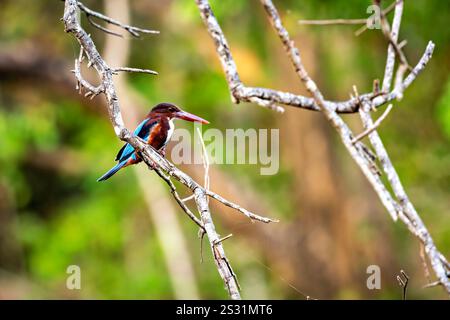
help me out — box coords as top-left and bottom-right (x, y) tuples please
(175, 110), (209, 124)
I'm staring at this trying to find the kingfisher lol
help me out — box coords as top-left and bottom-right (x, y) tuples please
(97, 103), (209, 182)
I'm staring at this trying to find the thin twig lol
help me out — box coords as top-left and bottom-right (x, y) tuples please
(113, 67), (158, 75)
(214, 234), (233, 245)
(423, 281), (441, 289)
(355, 1), (399, 36)
(352, 104), (393, 144)
(205, 189), (278, 223)
(182, 194), (195, 203)
(77, 1), (159, 37)
(300, 18), (368, 26)
(86, 14), (123, 37)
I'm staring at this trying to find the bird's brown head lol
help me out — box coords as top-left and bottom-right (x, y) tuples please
(149, 103), (209, 124)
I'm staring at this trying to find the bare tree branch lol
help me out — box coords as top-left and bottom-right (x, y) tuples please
(100, 0), (202, 298)
(196, 0), (450, 295)
(355, 1), (400, 36)
(195, 0), (432, 116)
(62, 0), (276, 299)
(196, 127), (210, 193)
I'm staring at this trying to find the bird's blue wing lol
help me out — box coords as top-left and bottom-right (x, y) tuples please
(115, 118), (156, 162)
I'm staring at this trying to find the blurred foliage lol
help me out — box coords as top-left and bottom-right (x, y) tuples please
(0, 0), (449, 299)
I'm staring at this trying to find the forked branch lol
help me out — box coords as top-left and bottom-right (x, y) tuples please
(196, 0), (450, 295)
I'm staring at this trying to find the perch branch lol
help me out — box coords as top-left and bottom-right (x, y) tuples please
(205, 190), (279, 224)
(196, 127), (210, 193)
(112, 67), (158, 75)
(62, 0), (276, 299)
(299, 17), (369, 26)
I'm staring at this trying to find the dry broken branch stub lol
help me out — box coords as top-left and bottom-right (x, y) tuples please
(263, 0), (448, 295)
(62, 0), (276, 300)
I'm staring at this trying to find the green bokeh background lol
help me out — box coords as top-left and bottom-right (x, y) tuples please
(0, 0), (449, 299)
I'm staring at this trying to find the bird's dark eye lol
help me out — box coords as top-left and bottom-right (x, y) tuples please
(151, 103), (179, 114)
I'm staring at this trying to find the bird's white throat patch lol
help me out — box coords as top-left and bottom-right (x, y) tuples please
(166, 119), (175, 145)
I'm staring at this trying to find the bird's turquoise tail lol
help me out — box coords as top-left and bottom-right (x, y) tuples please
(97, 161), (127, 182)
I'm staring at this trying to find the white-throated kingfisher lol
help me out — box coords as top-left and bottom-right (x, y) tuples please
(97, 103), (209, 181)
